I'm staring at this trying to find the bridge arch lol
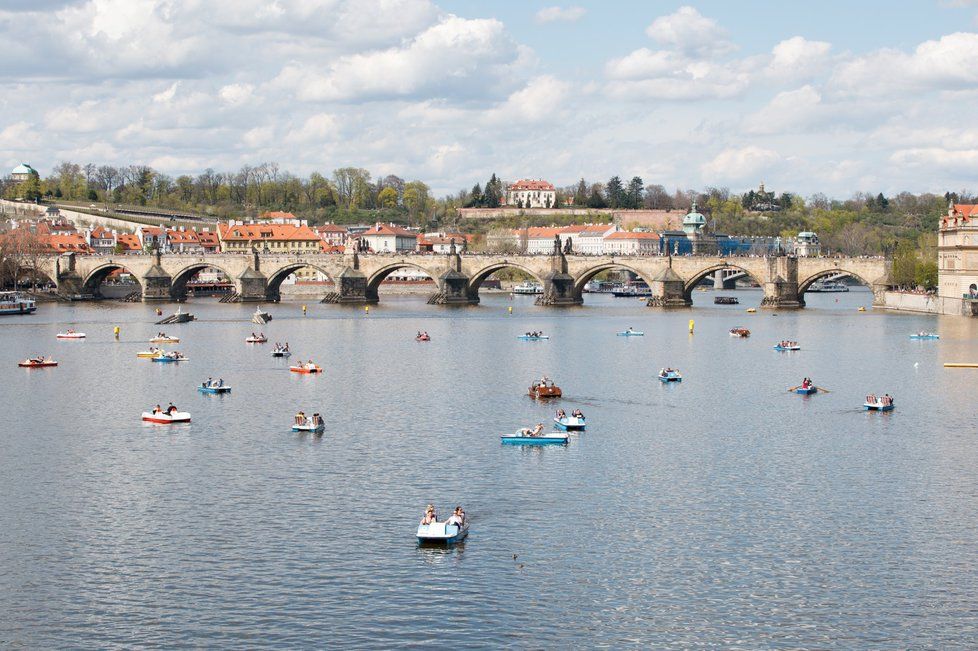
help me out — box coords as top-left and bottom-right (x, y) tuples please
(366, 262), (440, 301)
(797, 269), (874, 305)
(170, 262), (238, 299)
(682, 264), (764, 303)
(265, 262), (341, 301)
(467, 262), (546, 301)
(82, 262), (144, 298)
(572, 263), (656, 301)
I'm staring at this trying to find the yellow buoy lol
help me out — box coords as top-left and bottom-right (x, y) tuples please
(858, 306), (866, 312)
(688, 319), (694, 334)
(365, 306), (369, 314)
(113, 326), (120, 338)
(302, 304), (307, 315)
(508, 306), (513, 314)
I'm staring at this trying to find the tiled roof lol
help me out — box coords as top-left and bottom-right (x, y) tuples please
(605, 231), (660, 240)
(316, 224), (348, 233)
(116, 233), (142, 250)
(219, 223), (321, 242)
(509, 179), (555, 191)
(166, 229), (200, 243)
(43, 233), (93, 253)
(261, 211), (297, 220)
(362, 223), (416, 237)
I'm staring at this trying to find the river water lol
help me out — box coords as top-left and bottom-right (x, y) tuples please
(1, 289), (976, 648)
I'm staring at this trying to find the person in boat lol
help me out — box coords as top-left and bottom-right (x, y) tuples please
(153, 404), (162, 414)
(284, 342), (290, 351)
(520, 423), (545, 437)
(556, 408), (566, 420)
(421, 504), (437, 525)
(295, 410), (305, 425)
(447, 506), (465, 528)
(166, 402), (177, 415)
(311, 413), (321, 427)
(218, 378), (224, 387)
(627, 327), (634, 332)
(572, 408), (584, 419)
(883, 394), (892, 406)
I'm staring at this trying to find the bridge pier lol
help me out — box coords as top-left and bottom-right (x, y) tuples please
(648, 265), (691, 308)
(537, 271), (582, 306)
(329, 266), (374, 304)
(714, 269), (736, 290)
(760, 257), (802, 309)
(236, 267), (268, 302)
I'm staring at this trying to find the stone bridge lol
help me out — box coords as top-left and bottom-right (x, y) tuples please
(38, 245), (892, 309)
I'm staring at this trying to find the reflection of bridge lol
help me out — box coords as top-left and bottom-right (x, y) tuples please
(39, 246), (892, 309)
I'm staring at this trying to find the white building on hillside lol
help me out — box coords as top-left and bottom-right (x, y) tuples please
(563, 224), (619, 255)
(506, 179), (556, 208)
(361, 223), (417, 252)
(603, 231), (660, 255)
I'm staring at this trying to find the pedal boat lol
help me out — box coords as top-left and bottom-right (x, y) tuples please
(729, 327), (750, 338)
(198, 384), (231, 394)
(616, 330), (644, 336)
(909, 333), (939, 340)
(19, 358), (57, 368)
(864, 400), (894, 412)
(501, 430), (569, 445)
(245, 335), (268, 343)
(271, 348), (292, 357)
(517, 335), (550, 340)
(417, 521), (468, 544)
(142, 410), (191, 423)
(56, 331), (86, 339)
(554, 415), (586, 431)
(774, 344), (801, 351)
(152, 352), (188, 362)
(292, 417), (325, 432)
(149, 336), (180, 344)
(416, 334), (430, 342)
(658, 370), (682, 382)
(290, 364), (323, 374)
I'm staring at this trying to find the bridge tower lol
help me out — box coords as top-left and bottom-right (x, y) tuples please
(648, 258), (691, 308)
(142, 246), (173, 301)
(434, 239), (476, 305)
(236, 249), (269, 302)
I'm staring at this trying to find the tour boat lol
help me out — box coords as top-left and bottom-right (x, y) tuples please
(909, 332), (940, 340)
(616, 330), (644, 336)
(501, 430), (569, 445)
(271, 347), (292, 357)
(149, 335), (180, 344)
(56, 331), (86, 339)
(0, 291), (37, 315)
(141, 410), (191, 424)
(517, 334), (550, 341)
(292, 415), (325, 432)
(198, 383), (231, 394)
(416, 334), (431, 342)
(245, 335), (268, 343)
(19, 357), (57, 368)
(513, 282), (543, 295)
(864, 396), (895, 412)
(808, 280), (849, 293)
(658, 369), (682, 382)
(528, 380), (561, 398)
(290, 363), (323, 374)
(554, 415), (586, 431)
(417, 521), (469, 544)
(729, 327), (750, 338)
(794, 385), (818, 395)
(152, 352), (188, 363)
(774, 343), (801, 351)
(612, 283), (652, 297)
(714, 296), (739, 305)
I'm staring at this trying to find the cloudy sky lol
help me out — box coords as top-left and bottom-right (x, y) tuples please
(2, 0), (978, 197)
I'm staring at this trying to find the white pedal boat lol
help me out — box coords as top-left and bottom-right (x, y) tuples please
(292, 417), (324, 432)
(142, 410), (191, 423)
(245, 336), (268, 344)
(150, 336), (180, 344)
(271, 348), (292, 357)
(417, 521), (468, 544)
(56, 331), (86, 339)
(554, 416), (586, 431)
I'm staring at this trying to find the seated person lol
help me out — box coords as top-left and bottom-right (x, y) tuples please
(572, 409), (584, 418)
(447, 506), (465, 527)
(421, 505), (437, 525)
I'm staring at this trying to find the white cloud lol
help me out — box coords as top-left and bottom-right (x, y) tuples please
(645, 6), (735, 58)
(536, 6), (586, 24)
(219, 83), (255, 106)
(486, 76), (571, 124)
(700, 146), (782, 183)
(767, 36), (831, 78)
(285, 113), (340, 143)
(274, 15), (526, 102)
(744, 86), (824, 135)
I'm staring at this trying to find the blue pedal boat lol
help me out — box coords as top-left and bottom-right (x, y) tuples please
(617, 330), (644, 336)
(153, 353), (188, 363)
(795, 386), (817, 395)
(417, 522), (469, 545)
(658, 370), (682, 382)
(909, 333), (939, 340)
(501, 431), (568, 445)
(517, 335), (550, 341)
(864, 401), (895, 411)
(554, 416), (586, 431)
(774, 345), (801, 351)
(198, 384), (231, 394)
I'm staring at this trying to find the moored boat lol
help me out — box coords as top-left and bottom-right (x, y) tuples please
(0, 291), (37, 315)
(501, 430), (569, 445)
(252, 306), (272, 324)
(729, 327), (750, 337)
(56, 330), (86, 339)
(19, 357), (57, 368)
(714, 296), (739, 304)
(513, 281), (543, 295)
(141, 409), (191, 423)
(658, 368), (682, 382)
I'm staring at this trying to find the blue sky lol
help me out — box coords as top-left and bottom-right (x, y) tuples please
(1, 0), (977, 198)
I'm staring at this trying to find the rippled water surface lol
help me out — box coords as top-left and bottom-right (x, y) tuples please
(1, 289), (977, 648)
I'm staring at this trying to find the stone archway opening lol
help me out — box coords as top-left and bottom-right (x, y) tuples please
(170, 264), (235, 300)
(83, 264), (143, 300)
(366, 263), (437, 303)
(683, 265), (765, 307)
(797, 270), (873, 307)
(266, 264), (337, 302)
(572, 264), (655, 303)
(467, 263), (547, 303)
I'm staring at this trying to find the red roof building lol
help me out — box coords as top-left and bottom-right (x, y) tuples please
(505, 179), (557, 208)
(218, 223), (321, 253)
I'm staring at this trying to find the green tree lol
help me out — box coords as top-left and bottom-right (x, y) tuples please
(21, 174), (41, 201)
(605, 176), (624, 208)
(625, 176), (643, 209)
(465, 183), (483, 208)
(914, 260), (938, 289)
(573, 178), (588, 206)
(377, 186), (398, 208)
(403, 180), (430, 222)
(891, 240), (918, 287)
(483, 174), (502, 208)
(586, 186), (607, 209)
